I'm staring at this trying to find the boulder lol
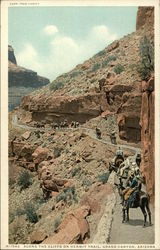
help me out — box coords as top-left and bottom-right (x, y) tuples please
(22, 131), (31, 140)
(30, 231), (47, 244)
(42, 205), (90, 244)
(32, 146), (49, 164)
(107, 40), (119, 52)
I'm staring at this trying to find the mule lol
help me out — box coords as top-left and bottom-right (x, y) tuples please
(116, 180), (152, 227)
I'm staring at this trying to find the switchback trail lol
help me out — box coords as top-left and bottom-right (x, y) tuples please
(11, 113), (155, 244)
(12, 113), (141, 155)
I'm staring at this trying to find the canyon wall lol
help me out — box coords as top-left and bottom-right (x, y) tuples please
(140, 76), (155, 202)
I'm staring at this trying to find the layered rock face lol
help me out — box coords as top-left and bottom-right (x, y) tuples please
(21, 93), (102, 124)
(8, 45), (49, 110)
(136, 7), (154, 30)
(140, 76), (154, 202)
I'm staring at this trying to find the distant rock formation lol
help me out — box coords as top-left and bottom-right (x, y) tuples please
(8, 45), (49, 110)
(8, 45), (17, 65)
(8, 46), (49, 88)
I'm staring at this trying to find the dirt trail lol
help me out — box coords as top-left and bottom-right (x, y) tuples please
(12, 113), (153, 244)
(109, 188), (154, 244)
(12, 113), (141, 155)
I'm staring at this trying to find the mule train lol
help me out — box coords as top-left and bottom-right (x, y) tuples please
(109, 149), (152, 227)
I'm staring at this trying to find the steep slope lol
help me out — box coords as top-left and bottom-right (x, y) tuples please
(20, 13), (153, 143)
(8, 7), (155, 244)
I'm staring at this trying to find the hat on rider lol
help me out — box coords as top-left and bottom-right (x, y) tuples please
(129, 170), (134, 177)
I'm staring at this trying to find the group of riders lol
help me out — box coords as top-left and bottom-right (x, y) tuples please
(36, 120), (80, 129)
(109, 147), (144, 209)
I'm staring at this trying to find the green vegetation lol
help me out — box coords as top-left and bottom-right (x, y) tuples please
(16, 208), (25, 216)
(54, 217), (61, 232)
(95, 50), (106, 57)
(9, 177), (16, 187)
(91, 63), (101, 72)
(82, 178), (92, 187)
(137, 36), (154, 81)
(25, 203), (38, 223)
(17, 171), (32, 190)
(9, 211), (15, 224)
(54, 147), (62, 158)
(71, 166), (81, 177)
(114, 64), (125, 74)
(70, 71), (80, 78)
(56, 185), (78, 205)
(102, 55), (117, 68)
(49, 81), (64, 91)
(98, 171), (110, 184)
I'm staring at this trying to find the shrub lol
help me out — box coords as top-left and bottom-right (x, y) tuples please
(91, 63), (101, 72)
(71, 167), (81, 177)
(114, 64), (125, 74)
(82, 179), (92, 187)
(102, 55), (117, 68)
(9, 177), (16, 187)
(54, 217), (61, 232)
(17, 171), (32, 190)
(56, 192), (67, 203)
(98, 171), (110, 184)
(9, 211), (15, 224)
(137, 36), (154, 81)
(16, 208), (25, 216)
(70, 71), (80, 78)
(56, 185), (78, 204)
(95, 50), (106, 57)
(25, 203), (38, 223)
(49, 81), (64, 91)
(54, 147), (62, 158)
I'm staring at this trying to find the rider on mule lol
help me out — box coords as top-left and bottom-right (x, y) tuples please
(122, 170), (142, 208)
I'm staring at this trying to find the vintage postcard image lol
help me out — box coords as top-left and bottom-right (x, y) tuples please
(1, 0), (160, 249)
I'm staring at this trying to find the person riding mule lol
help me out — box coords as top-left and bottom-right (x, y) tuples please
(118, 157), (130, 178)
(109, 147), (124, 173)
(96, 127), (102, 139)
(122, 170), (142, 208)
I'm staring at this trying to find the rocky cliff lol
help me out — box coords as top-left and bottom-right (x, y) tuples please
(18, 7), (154, 143)
(136, 7), (154, 31)
(8, 45), (50, 110)
(140, 75), (155, 202)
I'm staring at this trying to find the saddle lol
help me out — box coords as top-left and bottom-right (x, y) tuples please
(127, 189), (140, 208)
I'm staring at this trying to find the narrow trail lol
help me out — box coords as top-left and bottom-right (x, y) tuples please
(109, 187), (154, 244)
(12, 114), (141, 155)
(12, 113), (154, 244)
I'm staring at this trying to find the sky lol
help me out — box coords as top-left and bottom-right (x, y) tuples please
(8, 6), (138, 81)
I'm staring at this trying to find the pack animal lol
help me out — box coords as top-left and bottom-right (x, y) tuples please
(116, 179), (152, 227)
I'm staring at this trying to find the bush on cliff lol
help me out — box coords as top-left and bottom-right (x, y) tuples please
(25, 203), (38, 223)
(102, 55), (117, 68)
(49, 81), (64, 91)
(114, 63), (124, 74)
(17, 171), (32, 190)
(137, 36), (154, 81)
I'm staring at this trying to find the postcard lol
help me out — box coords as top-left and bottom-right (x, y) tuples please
(1, 0), (160, 249)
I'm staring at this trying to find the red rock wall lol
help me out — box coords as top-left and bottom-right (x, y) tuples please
(140, 76), (154, 202)
(136, 7), (154, 30)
